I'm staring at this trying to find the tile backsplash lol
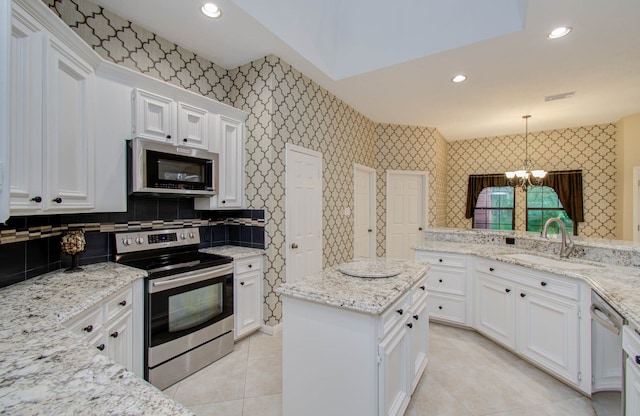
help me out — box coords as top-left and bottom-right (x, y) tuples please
(0, 195), (264, 288)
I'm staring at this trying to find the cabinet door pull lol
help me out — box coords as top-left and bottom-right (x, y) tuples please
(30, 196), (42, 203)
(83, 325), (93, 333)
(540, 281), (547, 287)
(438, 279), (443, 283)
(52, 197), (62, 204)
(635, 355), (640, 365)
(110, 331), (119, 338)
(413, 314), (419, 320)
(505, 288), (511, 293)
(396, 309), (404, 315)
(119, 300), (127, 307)
(96, 344), (105, 351)
(438, 305), (443, 310)
(420, 285), (426, 291)
(240, 281), (245, 286)
(166, 134), (172, 139)
(438, 258), (443, 263)
(489, 267), (495, 272)
(520, 293), (526, 298)
(183, 138), (188, 143)
(407, 323), (413, 328)
(248, 264), (253, 268)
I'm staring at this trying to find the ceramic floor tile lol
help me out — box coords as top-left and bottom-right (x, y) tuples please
(188, 399), (244, 416)
(242, 394), (282, 416)
(244, 356), (283, 398)
(405, 371), (473, 416)
(540, 396), (597, 416)
(173, 356), (248, 406)
(248, 331), (283, 361)
(162, 382), (179, 399)
(483, 406), (551, 416)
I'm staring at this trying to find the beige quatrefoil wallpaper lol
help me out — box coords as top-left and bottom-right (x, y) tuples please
(46, 0), (618, 326)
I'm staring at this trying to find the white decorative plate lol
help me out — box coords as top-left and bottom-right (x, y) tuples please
(338, 260), (401, 278)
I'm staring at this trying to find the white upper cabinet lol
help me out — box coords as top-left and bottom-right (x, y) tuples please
(133, 89), (175, 144)
(133, 89), (210, 150)
(194, 114), (245, 210)
(9, 1), (97, 215)
(43, 35), (95, 211)
(177, 102), (209, 150)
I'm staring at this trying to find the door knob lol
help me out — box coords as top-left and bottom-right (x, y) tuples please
(418, 227), (423, 231)
(368, 229), (372, 232)
(291, 243), (299, 249)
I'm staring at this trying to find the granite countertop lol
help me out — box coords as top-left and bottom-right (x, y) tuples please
(0, 263), (194, 416)
(414, 241), (640, 332)
(200, 245), (265, 259)
(277, 258), (429, 315)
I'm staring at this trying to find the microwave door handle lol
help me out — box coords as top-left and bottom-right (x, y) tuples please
(149, 264), (233, 293)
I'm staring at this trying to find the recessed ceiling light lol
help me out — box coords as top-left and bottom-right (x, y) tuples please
(548, 26), (572, 39)
(451, 74), (467, 83)
(201, 2), (221, 18)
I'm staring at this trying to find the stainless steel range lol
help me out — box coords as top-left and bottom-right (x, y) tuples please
(115, 227), (234, 390)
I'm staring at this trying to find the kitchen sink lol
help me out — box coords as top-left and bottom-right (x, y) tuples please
(502, 253), (604, 270)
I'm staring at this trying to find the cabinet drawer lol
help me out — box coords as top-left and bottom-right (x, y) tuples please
(427, 293), (466, 324)
(105, 286), (133, 322)
(235, 256), (263, 275)
(379, 293), (411, 339)
(411, 275), (428, 305)
(475, 258), (579, 301)
(415, 251), (466, 268)
(427, 268), (465, 295)
(66, 305), (103, 339)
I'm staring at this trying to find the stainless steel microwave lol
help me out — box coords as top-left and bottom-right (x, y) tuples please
(128, 138), (218, 197)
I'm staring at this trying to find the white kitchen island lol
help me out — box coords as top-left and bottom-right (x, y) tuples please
(277, 259), (429, 416)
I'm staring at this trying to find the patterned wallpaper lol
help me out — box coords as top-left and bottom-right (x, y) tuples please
(44, 0), (230, 102)
(374, 124), (449, 256)
(447, 124), (617, 238)
(228, 56), (376, 324)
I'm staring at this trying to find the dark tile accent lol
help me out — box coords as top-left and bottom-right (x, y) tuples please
(132, 197), (158, 220)
(252, 227), (265, 248)
(81, 232), (110, 259)
(212, 224), (227, 244)
(251, 210), (265, 220)
(227, 225), (240, 244)
(26, 239), (49, 272)
(178, 198), (195, 219)
(240, 225), (252, 244)
(0, 217), (26, 231)
(48, 238), (61, 264)
(108, 211), (130, 224)
(24, 216), (51, 228)
(198, 226), (212, 248)
(0, 241), (26, 279)
(0, 272), (25, 288)
(26, 266), (49, 280)
(158, 198), (179, 220)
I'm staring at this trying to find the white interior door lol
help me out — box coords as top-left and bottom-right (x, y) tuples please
(286, 144), (322, 283)
(354, 164), (375, 259)
(386, 171), (427, 260)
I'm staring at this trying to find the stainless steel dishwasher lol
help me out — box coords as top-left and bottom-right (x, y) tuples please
(591, 290), (625, 416)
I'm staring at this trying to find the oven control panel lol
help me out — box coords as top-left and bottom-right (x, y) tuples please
(115, 228), (201, 253)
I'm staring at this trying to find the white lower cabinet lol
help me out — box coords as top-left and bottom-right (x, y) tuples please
(234, 255), (263, 339)
(282, 273), (428, 416)
(414, 251), (470, 325)
(474, 258), (587, 392)
(623, 326), (640, 415)
(64, 281), (143, 378)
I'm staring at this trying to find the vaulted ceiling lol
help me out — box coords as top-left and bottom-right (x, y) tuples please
(94, 0), (640, 141)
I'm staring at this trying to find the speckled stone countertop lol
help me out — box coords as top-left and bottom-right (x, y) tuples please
(200, 245), (265, 259)
(414, 240), (640, 332)
(0, 263), (194, 416)
(277, 259), (429, 315)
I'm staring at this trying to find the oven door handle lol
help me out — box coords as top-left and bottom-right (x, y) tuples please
(149, 264), (233, 293)
(590, 304), (621, 335)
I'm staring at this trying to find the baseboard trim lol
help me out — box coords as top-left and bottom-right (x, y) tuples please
(259, 323), (282, 336)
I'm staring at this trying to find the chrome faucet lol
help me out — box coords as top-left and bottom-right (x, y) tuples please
(541, 218), (574, 258)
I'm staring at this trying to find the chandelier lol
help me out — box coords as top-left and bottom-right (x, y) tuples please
(505, 115), (547, 191)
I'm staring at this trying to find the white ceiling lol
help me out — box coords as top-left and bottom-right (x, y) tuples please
(93, 0), (640, 141)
